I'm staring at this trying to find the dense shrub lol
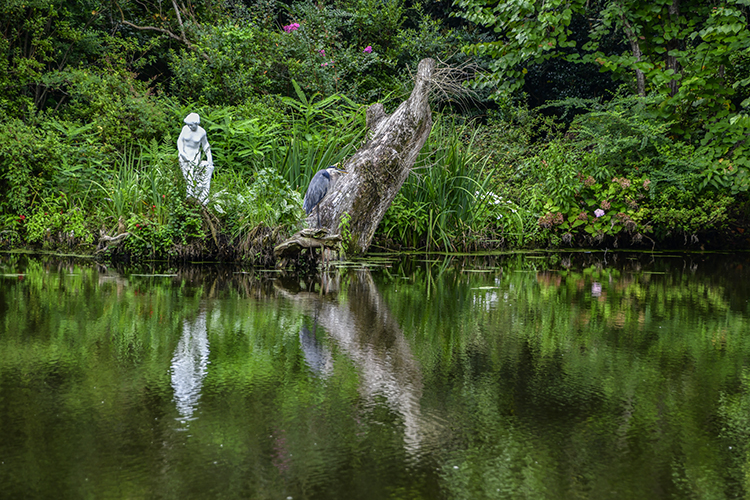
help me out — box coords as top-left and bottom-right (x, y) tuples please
(169, 23), (285, 104)
(1, 0), (748, 257)
(0, 119), (66, 214)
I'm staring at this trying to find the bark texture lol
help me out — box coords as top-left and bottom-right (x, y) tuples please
(308, 57), (435, 255)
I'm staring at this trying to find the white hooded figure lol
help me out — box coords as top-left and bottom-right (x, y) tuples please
(178, 113), (214, 205)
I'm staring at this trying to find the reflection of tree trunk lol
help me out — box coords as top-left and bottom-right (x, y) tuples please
(171, 311), (210, 422)
(276, 270), (425, 455)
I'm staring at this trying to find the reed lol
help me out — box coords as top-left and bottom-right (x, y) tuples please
(381, 116), (498, 250)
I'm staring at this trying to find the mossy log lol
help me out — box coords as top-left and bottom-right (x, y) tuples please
(274, 228), (342, 257)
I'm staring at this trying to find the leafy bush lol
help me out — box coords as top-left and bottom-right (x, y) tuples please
(0, 119), (66, 213)
(169, 23), (284, 105)
(215, 167), (305, 241)
(202, 107), (284, 174)
(25, 192), (94, 248)
(279, 1), (396, 100)
(47, 68), (172, 148)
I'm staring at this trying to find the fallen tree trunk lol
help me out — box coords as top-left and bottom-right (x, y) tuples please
(274, 228), (342, 258)
(306, 58), (435, 255)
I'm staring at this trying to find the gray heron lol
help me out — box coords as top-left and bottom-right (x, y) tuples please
(303, 166), (347, 227)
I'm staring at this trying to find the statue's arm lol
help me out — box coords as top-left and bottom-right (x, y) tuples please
(201, 133), (213, 166)
(177, 128), (188, 161)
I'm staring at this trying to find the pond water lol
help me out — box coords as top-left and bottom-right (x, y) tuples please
(2, 251), (750, 499)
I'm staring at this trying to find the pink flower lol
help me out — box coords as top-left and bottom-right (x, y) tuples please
(594, 209), (605, 218)
(319, 49), (325, 56)
(321, 62), (327, 67)
(363, 45), (372, 53)
(283, 23), (300, 33)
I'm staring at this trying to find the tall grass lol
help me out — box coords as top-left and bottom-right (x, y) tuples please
(379, 116), (521, 251)
(89, 146), (142, 224)
(90, 142), (181, 229)
(259, 123), (365, 191)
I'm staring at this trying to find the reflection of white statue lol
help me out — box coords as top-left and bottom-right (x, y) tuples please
(178, 113), (214, 205)
(171, 311), (210, 423)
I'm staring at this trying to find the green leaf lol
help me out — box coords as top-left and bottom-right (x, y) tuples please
(291, 79), (307, 106)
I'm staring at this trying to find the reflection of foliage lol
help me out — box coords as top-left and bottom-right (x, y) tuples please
(381, 253), (750, 498)
(3, 254), (750, 498)
(719, 369), (750, 498)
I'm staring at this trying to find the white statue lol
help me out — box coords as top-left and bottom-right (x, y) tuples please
(178, 113), (214, 205)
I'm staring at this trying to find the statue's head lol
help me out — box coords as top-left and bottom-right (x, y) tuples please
(184, 113), (200, 131)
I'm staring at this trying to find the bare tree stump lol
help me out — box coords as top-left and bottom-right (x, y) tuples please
(301, 58), (435, 256)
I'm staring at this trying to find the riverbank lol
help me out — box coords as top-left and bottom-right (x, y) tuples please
(3, 211), (749, 268)
(3, 96), (748, 260)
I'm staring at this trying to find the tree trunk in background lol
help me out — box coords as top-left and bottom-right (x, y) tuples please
(621, 18), (646, 97)
(308, 58), (435, 255)
(667, 0), (681, 97)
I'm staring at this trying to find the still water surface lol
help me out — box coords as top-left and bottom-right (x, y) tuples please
(2, 252), (750, 499)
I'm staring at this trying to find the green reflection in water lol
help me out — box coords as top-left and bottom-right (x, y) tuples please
(2, 252), (750, 499)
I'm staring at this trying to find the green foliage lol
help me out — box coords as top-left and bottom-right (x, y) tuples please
(338, 211), (353, 255)
(25, 192), (93, 247)
(87, 141), (208, 258)
(271, 90), (366, 190)
(47, 68), (173, 148)
(645, 187), (734, 237)
(0, 118), (63, 213)
(166, 0), (410, 104)
(454, 0), (750, 157)
(565, 92), (748, 197)
(188, 93), (366, 192)
(379, 117), (510, 250)
(216, 167), (304, 241)
(124, 212), (181, 258)
(169, 23), (284, 104)
(521, 142), (581, 213)
(550, 92), (671, 180)
(280, 1), (396, 100)
(89, 144), (181, 228)
(0, 0), (71, 113)
(202, 107), (284, 173)
(1, 0), (749, 256)
(454, 0), (583, 93)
